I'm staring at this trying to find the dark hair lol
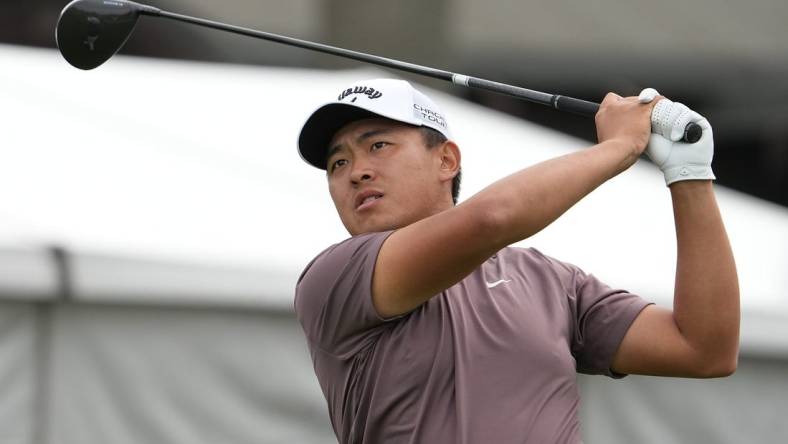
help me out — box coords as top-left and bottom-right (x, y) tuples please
(419, 127), (461, 204)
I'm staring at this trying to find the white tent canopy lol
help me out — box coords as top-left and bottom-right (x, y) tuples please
(1, 44), (787, 444)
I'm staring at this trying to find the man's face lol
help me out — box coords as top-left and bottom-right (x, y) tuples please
(326, 118), (454, 235)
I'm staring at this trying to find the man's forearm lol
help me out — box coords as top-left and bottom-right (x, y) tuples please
(670, 181), (740, 371)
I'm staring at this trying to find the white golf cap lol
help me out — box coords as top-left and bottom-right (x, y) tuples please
(298, 78), (452, 169)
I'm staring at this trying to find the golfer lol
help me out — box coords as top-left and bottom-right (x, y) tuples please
(294, 79), (739, 444)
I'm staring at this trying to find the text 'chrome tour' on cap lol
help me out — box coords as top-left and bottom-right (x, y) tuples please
(298, 78), (452, 170)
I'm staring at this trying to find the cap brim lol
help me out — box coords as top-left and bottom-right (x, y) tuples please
(298, 103), (390, 170)
(298, 102), (428, 170)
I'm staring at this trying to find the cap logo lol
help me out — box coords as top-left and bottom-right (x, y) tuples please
(338, 86), (383, 101)
(413, 103), (447, 129)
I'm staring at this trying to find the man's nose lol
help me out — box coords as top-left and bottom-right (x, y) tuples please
(350, 157), (375, 184)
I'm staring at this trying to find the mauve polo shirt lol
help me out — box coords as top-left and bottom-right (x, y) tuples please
(295, 231), (651, 444)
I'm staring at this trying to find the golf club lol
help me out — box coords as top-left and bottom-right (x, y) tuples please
(55, 0), (703, 143)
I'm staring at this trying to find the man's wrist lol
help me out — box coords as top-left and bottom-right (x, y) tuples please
(668, 179), (714, 194)
(597, 138), (641, 174)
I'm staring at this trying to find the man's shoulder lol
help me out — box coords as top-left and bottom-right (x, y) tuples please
(297, 231), (393, 285)
(294, 231), (397, 353)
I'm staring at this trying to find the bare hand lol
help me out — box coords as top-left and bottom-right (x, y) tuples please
(595, 92), (659, 159)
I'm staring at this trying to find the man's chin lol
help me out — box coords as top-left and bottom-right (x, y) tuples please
(349, 217), (400, 236)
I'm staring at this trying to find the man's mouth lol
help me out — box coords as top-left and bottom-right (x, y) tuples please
(362, 195), (381, 205)
(355, 191), (384, 210)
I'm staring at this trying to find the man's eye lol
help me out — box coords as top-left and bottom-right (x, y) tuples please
(331, 159), (347, 172)
(371, 141), (388, 150)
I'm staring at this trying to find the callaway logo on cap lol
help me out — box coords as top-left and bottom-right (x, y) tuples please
(298, 79), (452, 170)
(337, 85), (383, 101)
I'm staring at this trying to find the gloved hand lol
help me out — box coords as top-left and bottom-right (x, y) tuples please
(638, 88), (715, 186)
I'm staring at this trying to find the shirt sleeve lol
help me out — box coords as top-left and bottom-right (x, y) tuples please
(570, 270), (652, 378)
(533, 250), (652, 378)
(294, 231), (396, 359)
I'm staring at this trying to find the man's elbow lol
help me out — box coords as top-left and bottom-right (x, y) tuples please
(469, 194), (539, 249)
(463, 196), (513, 248)
(695, 351), (739, 378)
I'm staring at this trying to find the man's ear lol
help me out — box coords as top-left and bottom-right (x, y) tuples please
(437, 140), (461, 181)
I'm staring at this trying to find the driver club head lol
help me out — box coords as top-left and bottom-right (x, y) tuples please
(56, 0), (152, 70)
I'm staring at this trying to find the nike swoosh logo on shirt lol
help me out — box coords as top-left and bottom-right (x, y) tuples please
(485, 279), (511, 288)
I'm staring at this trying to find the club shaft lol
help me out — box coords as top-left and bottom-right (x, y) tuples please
(149, 9), (597, 116)
(155, 11), (452, 80)
(142, 6), (701, 142)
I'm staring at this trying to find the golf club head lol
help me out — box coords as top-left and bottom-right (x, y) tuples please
(56, 0), (158, 70)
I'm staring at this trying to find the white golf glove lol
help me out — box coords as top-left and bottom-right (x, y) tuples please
(638, 88), (715, 186)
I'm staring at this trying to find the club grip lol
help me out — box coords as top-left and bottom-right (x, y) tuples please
(682, 122), (703, 143)
(553, 95), (600, 116)
(552, 95), (702, 144)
